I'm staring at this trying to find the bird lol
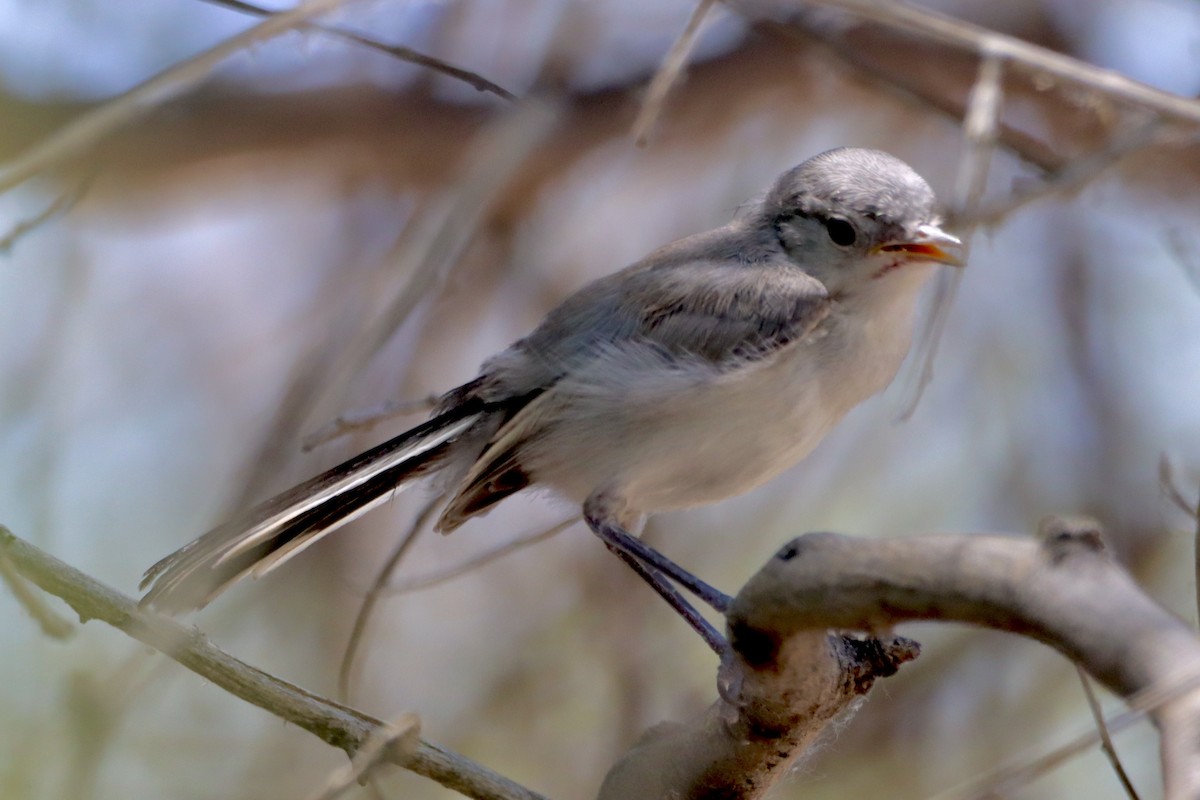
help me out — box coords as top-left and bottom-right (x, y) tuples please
(140, 147), (964, 650)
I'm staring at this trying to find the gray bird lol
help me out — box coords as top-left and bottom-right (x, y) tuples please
(140, 147), (964, 649)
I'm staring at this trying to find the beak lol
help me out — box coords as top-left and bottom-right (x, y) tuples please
(873, 224), (965, 267)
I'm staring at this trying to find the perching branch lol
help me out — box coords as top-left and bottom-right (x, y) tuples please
(597, 516), (1200, 799)
(0, 526), (548, 800)
(724, 517), (1200, 800)
(597, 629), (919, 799)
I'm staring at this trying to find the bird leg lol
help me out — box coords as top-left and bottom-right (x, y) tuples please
(584, 496), (733, 654)
(604, 544), (727, 654)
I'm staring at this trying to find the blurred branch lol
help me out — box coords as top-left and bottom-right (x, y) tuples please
(1157, 456), (1200, 628)
(759, 19), (1064, 174)
(933, 667), (1200, 800)
(380, 516), (576, 596)
(1075, 664), (1141, 800)
(303, 395), (441, 452)
(753, 1), (1198, 193)
(632, 0), (717, 147)
(726, 516), (1200, 800)
(306, 97), (559, 425)
(309, 713), (422, 800)
(0, 537), (73, 638)
(0, 173), (93, 253)
(0, 525), (549, 800)
(338, 493), (442, 703)
(1165, 227), (1200, 300)
(953, 120), (1166, 230)
(1159, 456), (1199, 521)
(897, 52), (1001, 419)
(798, 0), (1200, 125)
(196, 0), (516, 101)
(0, 0), (356, 195)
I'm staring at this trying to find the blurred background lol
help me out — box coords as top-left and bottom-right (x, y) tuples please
(2, 0), (1200, 798)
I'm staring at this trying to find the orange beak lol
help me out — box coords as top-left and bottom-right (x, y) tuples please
(873, 224), (965, 267)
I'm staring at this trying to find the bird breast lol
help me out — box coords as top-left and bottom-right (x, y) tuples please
(521, 281), (923, 514)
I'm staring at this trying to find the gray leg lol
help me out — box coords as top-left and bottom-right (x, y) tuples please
(583, 496), (732, 654)
(602, 540), (727, 654)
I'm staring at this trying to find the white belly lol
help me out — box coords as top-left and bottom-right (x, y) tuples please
(524, 290), (919, 514)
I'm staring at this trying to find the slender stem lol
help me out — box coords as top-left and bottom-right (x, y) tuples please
(0, 526), (549, 800)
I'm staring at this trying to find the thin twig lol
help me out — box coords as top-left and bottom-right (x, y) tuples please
(381, 516), (577, 596)
(0, 0), (357, 196)
(755, 19), (1063, 175)
(799, 0), (1200, 125)
(309, 713), (422, 800)
(929, 667), (1200, 800)
(1157, 456), (1200, 628)
(303, 98), (559, 432)
(302, 395), (441, 452)
(0, 541), (72, 639)
(896, 52), (1001, 420)
(0, 525), (549, 800)
(1159, 455), (1199, 520)
(337, 493), (443, 703)
(0, 173), (95, 253)
(1164, 227), (1200, 298)
(1075, 664), (1142, 799)
(631, 0), (718, 147)
(954, 120), (1165, 230)
(196, 0), (516, 101)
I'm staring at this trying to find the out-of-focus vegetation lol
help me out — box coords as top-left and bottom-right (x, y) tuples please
(1, 1), (1199, 798)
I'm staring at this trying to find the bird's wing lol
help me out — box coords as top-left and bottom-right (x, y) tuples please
(624, 258), (832, 367)
(437, 258), (831, 530)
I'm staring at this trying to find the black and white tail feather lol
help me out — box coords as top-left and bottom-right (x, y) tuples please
(138, 405), (482, 613)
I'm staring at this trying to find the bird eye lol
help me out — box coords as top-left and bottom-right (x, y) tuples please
(824, 217), (857, 247)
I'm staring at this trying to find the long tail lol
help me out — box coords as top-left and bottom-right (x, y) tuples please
(139, 407), (481, 613)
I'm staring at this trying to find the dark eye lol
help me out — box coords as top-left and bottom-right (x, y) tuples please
(824, 217), (857, 247)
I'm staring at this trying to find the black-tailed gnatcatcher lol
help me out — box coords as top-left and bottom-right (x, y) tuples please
(140, 148), (964, 652)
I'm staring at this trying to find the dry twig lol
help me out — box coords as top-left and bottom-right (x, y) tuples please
(1074, 664), (1141, 800)
(897, 52), (1001, 420)
(723, 518), (1200, 800)
(197, 0), (516, 101)
(0, 538), (72, 639)
(631, 0), (718, 147)
(0, 0), (357, 195)
(308, 713), (422, 800)
(302, 395), (441, 452)
(0, 525), (548, 800)
(337, 493), (443, 703)
(800, 0), (1200, 124)
(0, 173), (94, 253)
(382, 516), (577, 596)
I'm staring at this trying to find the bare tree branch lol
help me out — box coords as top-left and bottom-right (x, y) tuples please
(0, 526), (549, 800)
(381, 516), (577, 596)
(896, 52), (1001, 419)
(726, 517), (1200, 800)
(338, 493), (442, 703)
(597, 630), (919, 799)
(196, 0), (516, 101)
(0, 172), (93, 253)
(632, 0), (718, 147)
(0, 0), (358, 196)
(799, 0), (1200, 125)
(0, 537), (72, 638)
(309, 713), (422, 800)
(1075, 664), (1142, 800)
(302, 395), (441, 452)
